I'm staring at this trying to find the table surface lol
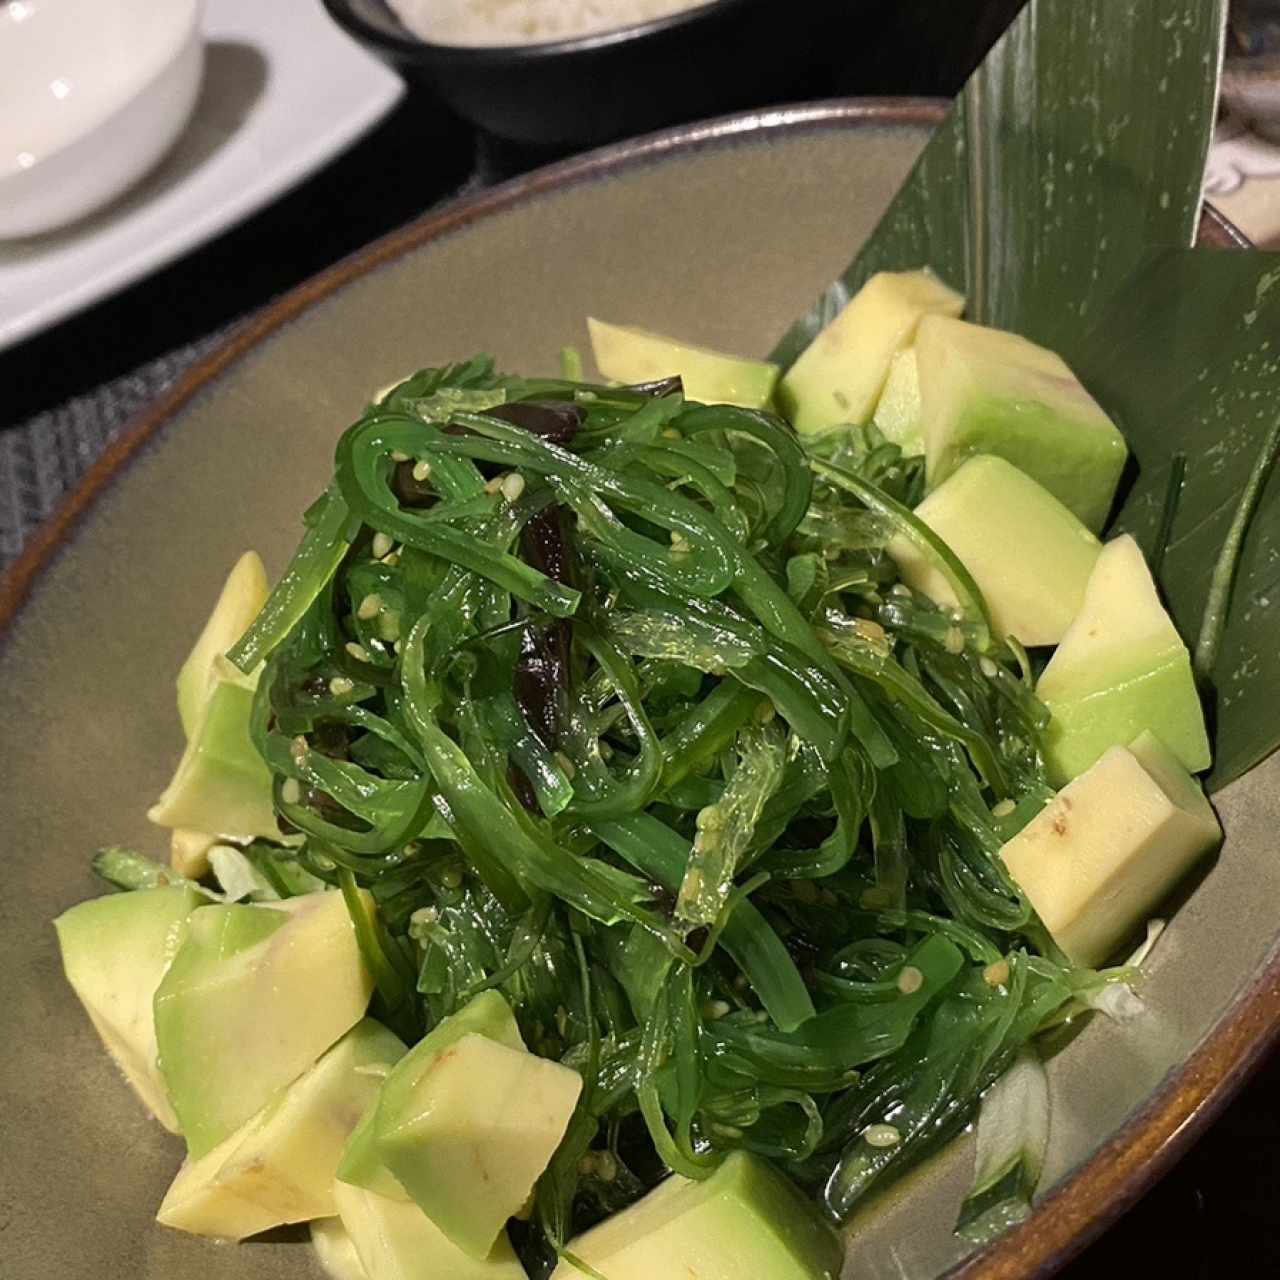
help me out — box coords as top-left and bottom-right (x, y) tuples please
(3, 3), (1279, 1273)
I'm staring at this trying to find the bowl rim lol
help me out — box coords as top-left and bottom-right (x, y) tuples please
(320, 0), (757, 62)
(0, 96), (1270, 1280)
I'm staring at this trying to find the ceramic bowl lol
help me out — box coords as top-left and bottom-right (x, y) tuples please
(320, 0), (845, 148)
(0, 0), (204, 239)
(0, 101), (1270, 1280)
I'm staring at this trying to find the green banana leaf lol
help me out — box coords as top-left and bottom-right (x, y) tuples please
(772, 0), (1226, 364)
(1072, 250), (1280, 790)
(771, 0), (1280, 791)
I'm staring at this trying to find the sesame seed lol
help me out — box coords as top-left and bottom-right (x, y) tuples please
(853, 618), (888, 645)
(980, 656), (1000, 678)
(890, 583), (913, 598)
(864, 1123), (901, 1148)
(983, 959), (1011, 988)
(371, 532), (393, 559)
(381, 552), (399, 567)
(345, 642), (371, 663)
(484, 475), (504, 495)
(992, 798), (1016, 818)
(410, 906), (439, 928)
(329, 676), (355, 696)
(357, 592), (382, 620)
(896, 965), (924, 995)
(595, 1151), (618, 1182)
(662, 428), (683, 440)
(703, 999), (731, 1020)
(500, 473), (526, 502)
(281, 778), (302, 805)
(290, 735), (308, 763)
(555, 751), (576, 780)
(696, 805), (723, 832)
(378, 610), (402, 642)
(943, 626), (966, 654)
(412, 459), (432, 482)
(389, 450), (410, 462)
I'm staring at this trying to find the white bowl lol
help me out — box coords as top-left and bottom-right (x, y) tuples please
(0, 0), (204, 239)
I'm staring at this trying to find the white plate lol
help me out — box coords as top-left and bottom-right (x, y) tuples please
(0, 0), (404, 353)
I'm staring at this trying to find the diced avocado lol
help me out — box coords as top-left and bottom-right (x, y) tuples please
(331, 1181), (528, 1280)
(778, 269), (965, 434)
(338, 989), (523, 1201)
(170, 827), (218, 880)
(338, 1101), (411, 1203)
(53, 885), (205, 1132)
(915, 315), (1127, 532)
(375, 1031), (582, 1259)
(587, 317), (779, 409)
(154, 889), (374, 1158)
(147, 669), (281, 842)
(888, 455), (1101, 646)
(999, 732), (1221, 966)
(550, 1151), (842, 1280)
(313, 1215), (372, 1280)
(157, 1019), (404, 1240)
(176, 551), (269, 738)
(872, 347), (924, 454)
(1037, 534), (1211, 784)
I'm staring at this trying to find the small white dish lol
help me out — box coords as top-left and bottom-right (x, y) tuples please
(0, 0), (205, 239)
(0, 0), (404, 352)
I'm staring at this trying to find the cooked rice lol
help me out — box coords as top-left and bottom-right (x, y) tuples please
(387, 0), (713, 47)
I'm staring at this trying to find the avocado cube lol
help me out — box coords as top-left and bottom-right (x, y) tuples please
(872, 347), (924, 454)
(338, 989), (524, 1202)
(999, 732), (1221, 966)
(587, 317), (779, 409)
(154, 890), (374, 1158)
(329, 1181), (528, 1280)
(888, 455), (1101, 646)
(157, 1019), (404, 1240)
(338, 1101), (412, 1203)
(312, 1215), (372, 1280)
(375, 1031), (582, 1258)
(54, 884), (206, 1132)
(550, 1151), (842, 1280)
(147, 673), (281, 842)
(915, 315), (1127, 531)
(176, 550), (269, 738)
(778, 269), (965, 434)
(1037, 534), (1211, 784)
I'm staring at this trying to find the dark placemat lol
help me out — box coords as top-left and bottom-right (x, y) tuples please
(0, 332), (229, 563)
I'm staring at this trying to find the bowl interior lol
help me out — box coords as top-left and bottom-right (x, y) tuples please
(2, 107), (1277, 1280)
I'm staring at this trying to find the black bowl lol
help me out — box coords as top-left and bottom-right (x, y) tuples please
(321, 0), (852, 149)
